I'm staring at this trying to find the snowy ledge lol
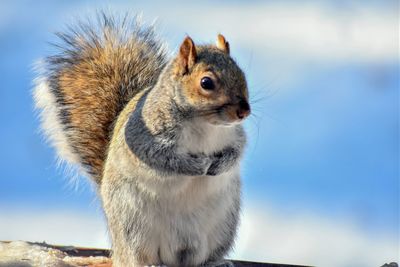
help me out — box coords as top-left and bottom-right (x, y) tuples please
(0, 241), (397, 267)
(0, 241), (305, 267)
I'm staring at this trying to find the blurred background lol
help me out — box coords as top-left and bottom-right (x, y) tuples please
(0, 1), (398, 266)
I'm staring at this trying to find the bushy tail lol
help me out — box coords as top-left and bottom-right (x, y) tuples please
(34, 13), (167, 184)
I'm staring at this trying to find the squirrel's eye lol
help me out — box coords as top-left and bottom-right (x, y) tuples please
(200, 77), (215, 90)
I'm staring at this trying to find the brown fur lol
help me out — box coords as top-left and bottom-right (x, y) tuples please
(58, 49), (123, 182)
(178, 36), (197, 75)
(172, 42), (249, 124)
(216, 34), (230, 54)
(38, 15), (167, 183)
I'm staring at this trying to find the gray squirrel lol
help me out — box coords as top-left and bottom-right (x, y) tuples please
(34, 13), (250, 267)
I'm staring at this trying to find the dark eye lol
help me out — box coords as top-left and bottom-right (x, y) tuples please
(200, 77), (215, 90)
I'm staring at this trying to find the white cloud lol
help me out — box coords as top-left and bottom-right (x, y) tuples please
(87, 1), (398, 91)
(157, 2), (398, 63)
(0, 208), (109, 248)
(2, 2), (397, 63)
(231, 203), (399, 267)
(1, 205), (397, 267)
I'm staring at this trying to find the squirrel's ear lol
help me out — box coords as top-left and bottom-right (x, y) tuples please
(216, 34), (230, 54)
(177, 36), (197, 75)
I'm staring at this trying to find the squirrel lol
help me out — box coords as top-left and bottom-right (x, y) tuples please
(34, 13), (250, 267)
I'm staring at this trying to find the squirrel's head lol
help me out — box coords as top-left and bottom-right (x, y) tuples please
(170, 35), (250, 126)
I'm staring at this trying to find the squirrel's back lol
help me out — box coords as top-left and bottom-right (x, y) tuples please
(34, 13), (167, 183)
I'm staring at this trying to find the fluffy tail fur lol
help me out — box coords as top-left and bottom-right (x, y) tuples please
(34, 13), (167, 184)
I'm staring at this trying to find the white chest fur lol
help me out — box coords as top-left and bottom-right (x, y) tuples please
(169, 121), (241, 205)
(177, 120), (238, 155)
(103, 119), (243, 266)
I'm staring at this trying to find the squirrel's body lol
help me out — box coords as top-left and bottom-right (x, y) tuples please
(34, 14), (250, 267)
(102, 84), (242, 266)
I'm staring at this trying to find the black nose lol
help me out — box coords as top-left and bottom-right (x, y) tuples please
(239, 99), (250, 112)
(236, 99), (250, 119)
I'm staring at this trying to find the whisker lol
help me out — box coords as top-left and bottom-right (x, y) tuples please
(247, 114), (261, 154)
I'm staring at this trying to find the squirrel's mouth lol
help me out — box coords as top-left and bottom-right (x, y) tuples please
(195, 101), (251, 126)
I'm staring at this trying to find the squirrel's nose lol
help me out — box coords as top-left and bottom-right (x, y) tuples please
(236, 99), (250, 120)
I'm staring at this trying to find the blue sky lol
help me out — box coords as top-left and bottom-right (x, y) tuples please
(0, 1), (398, 266)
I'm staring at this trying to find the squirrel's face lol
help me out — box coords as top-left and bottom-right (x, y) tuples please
(172, 35), (250, 126)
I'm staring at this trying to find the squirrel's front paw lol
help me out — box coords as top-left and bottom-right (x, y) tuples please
(206, 153), (223, 176)
(206, 162), (219, 176)
(189, 153), (213, 176)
